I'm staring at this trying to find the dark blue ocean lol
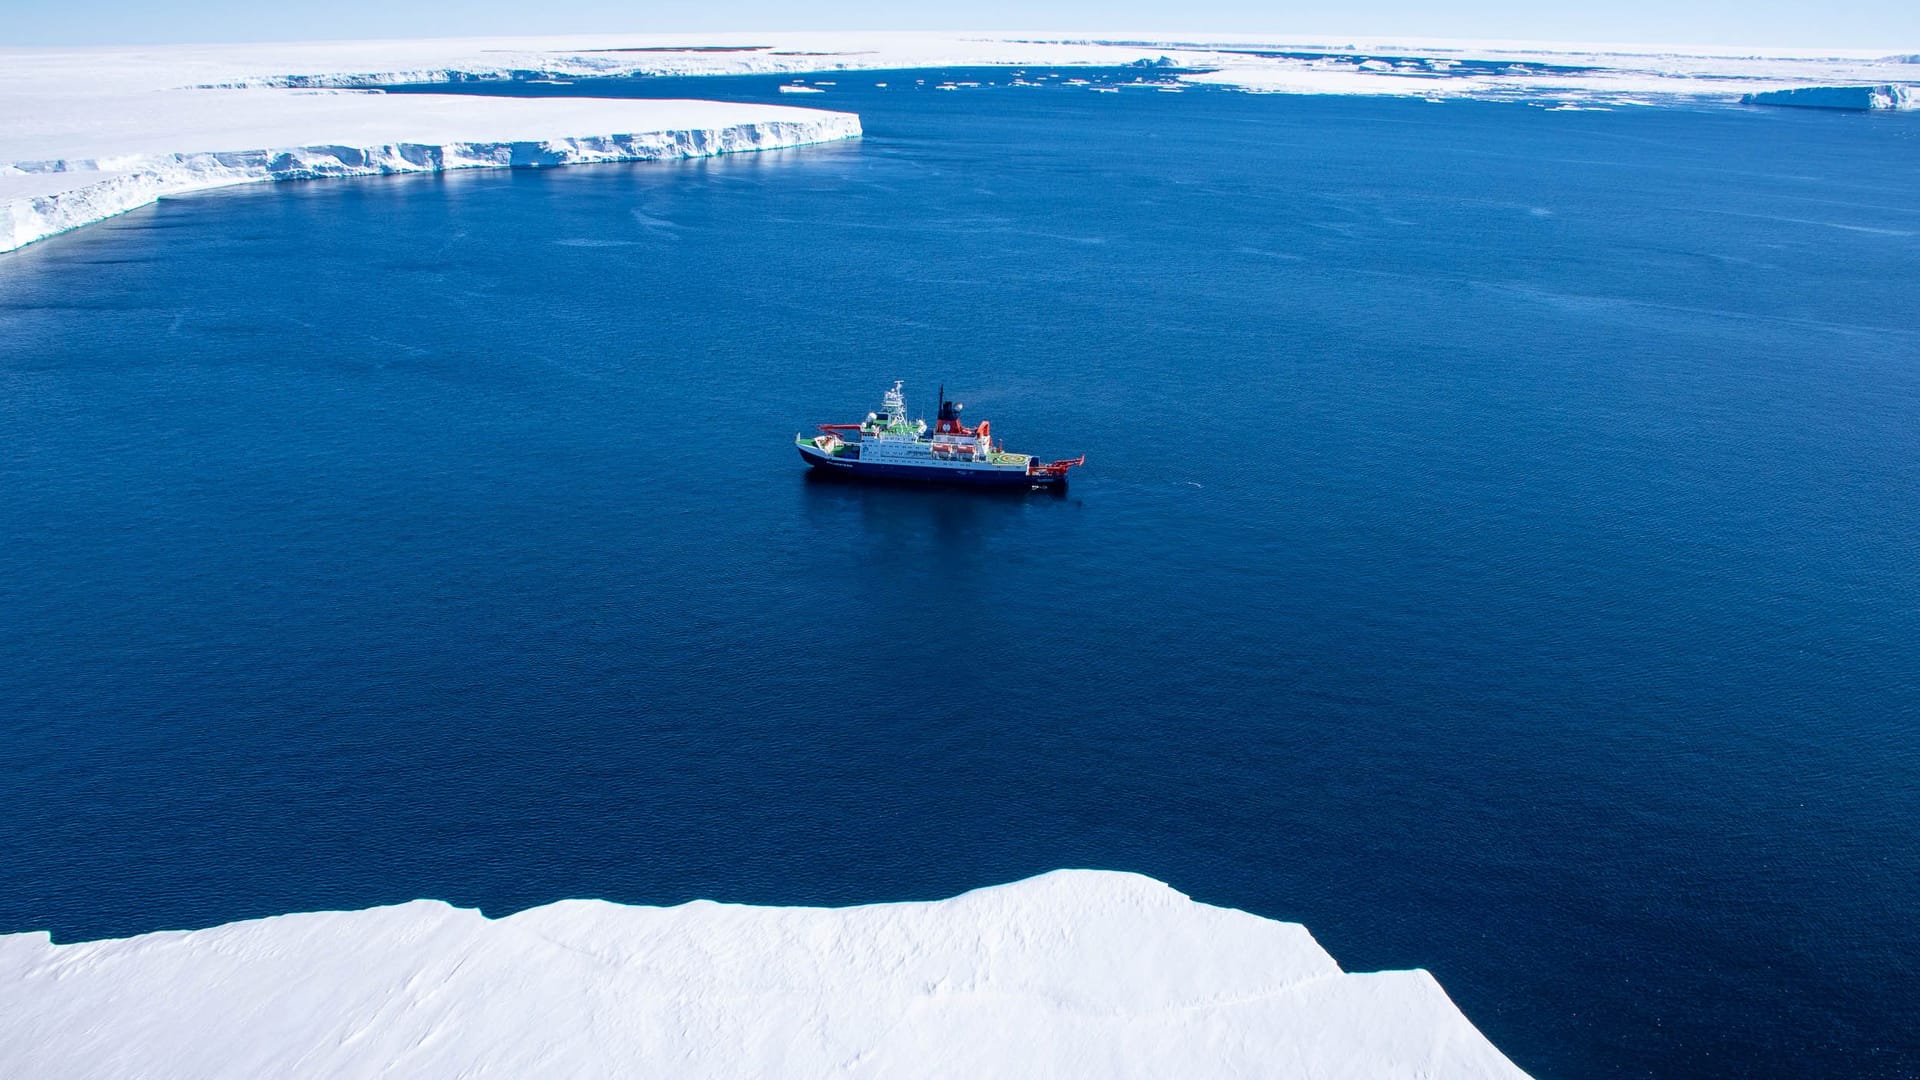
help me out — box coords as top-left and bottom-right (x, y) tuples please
(2, 71), (1916, 1078)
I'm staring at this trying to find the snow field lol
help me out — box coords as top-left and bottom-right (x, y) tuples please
(0, 870), (1528, 1079)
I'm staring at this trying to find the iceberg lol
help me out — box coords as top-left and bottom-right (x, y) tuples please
(1740, 84), (1918, 110)
(0, 869), (1528, 1079)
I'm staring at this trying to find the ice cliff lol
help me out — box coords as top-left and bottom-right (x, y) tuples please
(1740, 83), (1918, 110)
(0, 869), (1528, 1079)
(0, 96), (859, 253)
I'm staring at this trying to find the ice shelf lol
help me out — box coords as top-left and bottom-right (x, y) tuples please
(0, 869), (1529, 1079)
(6, 31), (1916, 251)
(0, 92), (859, 253)
(1740, 84), (1918, 109)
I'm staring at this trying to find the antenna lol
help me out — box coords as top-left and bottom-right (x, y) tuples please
(880, 381), (908, 426)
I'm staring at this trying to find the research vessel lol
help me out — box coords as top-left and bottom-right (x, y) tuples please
(796, 382), (1084, 488)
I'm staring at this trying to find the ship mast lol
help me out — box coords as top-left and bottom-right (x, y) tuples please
(882, 381), (908, 426)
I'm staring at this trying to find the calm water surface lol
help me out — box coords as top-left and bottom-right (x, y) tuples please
(2, 73), (1916, 1078)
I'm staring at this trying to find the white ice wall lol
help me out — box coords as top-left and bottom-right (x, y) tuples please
(0, 91), (859, 253)
(1740, 83), (1918, 109)
(0, 107), (860, 253)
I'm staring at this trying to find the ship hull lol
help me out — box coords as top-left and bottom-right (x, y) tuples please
(797, 444), (1066, 488)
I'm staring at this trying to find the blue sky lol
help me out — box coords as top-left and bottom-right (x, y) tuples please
(12, 0), (1917, 49)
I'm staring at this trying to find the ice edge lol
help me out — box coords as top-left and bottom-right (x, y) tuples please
(1739, 83), (1919, 110)
(0, 114), (861, 254)
(0, 868), (1530, 1079)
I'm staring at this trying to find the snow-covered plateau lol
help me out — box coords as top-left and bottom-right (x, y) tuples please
(0, 869), (1526, 1078)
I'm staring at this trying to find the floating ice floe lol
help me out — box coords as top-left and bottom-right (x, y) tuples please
(0, 870), (1528, 1079)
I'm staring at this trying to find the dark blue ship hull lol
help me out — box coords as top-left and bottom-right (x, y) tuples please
(797, 444), (1067, 488)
